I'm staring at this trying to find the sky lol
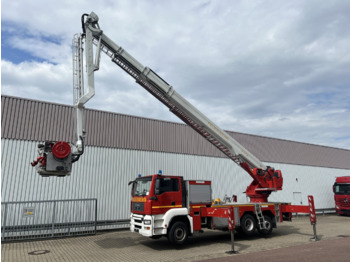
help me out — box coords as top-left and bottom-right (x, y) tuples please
(2, 0), (350, 150)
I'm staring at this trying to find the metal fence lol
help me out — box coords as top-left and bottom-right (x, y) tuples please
(1, 199), (97, 242)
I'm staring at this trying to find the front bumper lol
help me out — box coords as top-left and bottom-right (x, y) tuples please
(335, 204), (350, 215)
(336, 209), (350, 215)
(130, 213), (168, 237)
(130, 214), (153, 237)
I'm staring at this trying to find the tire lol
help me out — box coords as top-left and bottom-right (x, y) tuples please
(167, 221), (189, 245)
(257, 216), (273, 236)
(240, 214), (256, 236)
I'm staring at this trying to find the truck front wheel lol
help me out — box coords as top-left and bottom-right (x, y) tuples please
(241, 214), (256, 236)
(168, 221), (189, 245)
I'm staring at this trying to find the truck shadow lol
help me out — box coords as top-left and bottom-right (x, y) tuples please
(95, 224), (322, 250)
(94, 231), (249, 251)
(141, 224), (323, 251)
(140, 231), (262, 251)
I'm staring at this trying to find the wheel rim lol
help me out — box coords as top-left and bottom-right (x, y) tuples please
(245, 218), (254, 231)
(174, 226), (186, 241)
(264, 220), (271, 230)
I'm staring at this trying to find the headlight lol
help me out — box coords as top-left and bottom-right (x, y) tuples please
(144, 220), (151, 225)
(335, 205), (339, 209)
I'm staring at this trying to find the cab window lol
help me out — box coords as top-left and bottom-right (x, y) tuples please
(157, 178), (179, 194)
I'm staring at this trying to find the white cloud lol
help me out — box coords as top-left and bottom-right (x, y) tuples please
(2, 0), (350, 149)
(7, 36), (71, 64)
(2, 60), (72, 103)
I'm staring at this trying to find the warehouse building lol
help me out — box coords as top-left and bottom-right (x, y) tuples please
(1, 95), (350, 235)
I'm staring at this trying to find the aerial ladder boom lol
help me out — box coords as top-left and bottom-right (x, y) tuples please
(32, 12), (283, 202)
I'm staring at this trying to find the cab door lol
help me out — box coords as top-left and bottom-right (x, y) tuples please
(152, 176), (183, 215)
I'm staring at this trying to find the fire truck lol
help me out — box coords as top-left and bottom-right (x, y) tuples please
(31, 12), (316, 245)
(333, 176), (350, 215)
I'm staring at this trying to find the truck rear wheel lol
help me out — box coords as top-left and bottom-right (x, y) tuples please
(257, 216), (273, 236)
(241, 214), (256, 236)
(168, 221), (189, 245)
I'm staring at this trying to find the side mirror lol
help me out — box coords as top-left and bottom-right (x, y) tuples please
(155, 179), (160, 195)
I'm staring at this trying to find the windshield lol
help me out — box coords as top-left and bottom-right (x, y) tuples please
(334, 183), (350, 195)
(133, 177), (153, 197)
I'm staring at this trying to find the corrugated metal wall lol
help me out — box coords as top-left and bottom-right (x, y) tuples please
(2, 139), (349, 223)
(2, 95), (350, 226)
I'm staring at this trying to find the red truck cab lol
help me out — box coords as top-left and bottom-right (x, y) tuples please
(130, 173), (185, 216)
(333, 176), (350, 215)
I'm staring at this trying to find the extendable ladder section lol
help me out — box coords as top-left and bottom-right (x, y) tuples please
(87, 36), (264, 170)
(80, 12), (267, 172)
(103, 41), (244, 167)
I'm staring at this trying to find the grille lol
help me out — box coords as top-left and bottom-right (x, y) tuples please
(337, 200), (350, 207)
(340, 202), (350, 207)
(132, 202), (144, 212)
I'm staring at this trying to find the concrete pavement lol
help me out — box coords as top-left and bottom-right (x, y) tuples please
(2, 214), (350, 261)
